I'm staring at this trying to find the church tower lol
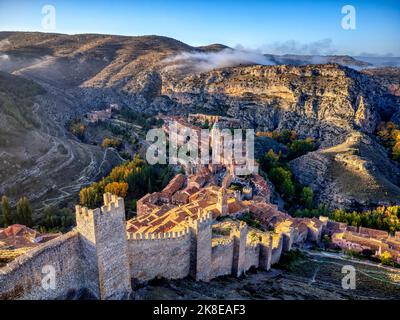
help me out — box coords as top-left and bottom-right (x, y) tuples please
(216, 187), (228, 216)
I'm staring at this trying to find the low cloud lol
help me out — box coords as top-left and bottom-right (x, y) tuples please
(261, 38), (338, 56)
(163, 48), (275, 72)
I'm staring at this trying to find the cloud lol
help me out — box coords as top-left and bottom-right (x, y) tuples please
(261, 38), (338, 56)
(163, 48), (275, 72)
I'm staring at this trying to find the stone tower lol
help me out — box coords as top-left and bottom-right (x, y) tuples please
(76, 193), (131, 299)
(188, 210), (212, 282)
(231, 221), (248, 277)
(216, 187), (228, 216)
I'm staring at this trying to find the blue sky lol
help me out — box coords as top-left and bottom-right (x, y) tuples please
(0, 0), (399, 56)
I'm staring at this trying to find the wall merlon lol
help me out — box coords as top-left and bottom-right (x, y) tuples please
(127, 228), (190, 242)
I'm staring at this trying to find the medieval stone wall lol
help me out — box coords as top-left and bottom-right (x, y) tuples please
(210, 240), (234, 278)
(127, 230), (191, 281)
(244, 244), (260, 271)
(0, 231), (84, 300)
(271, 234), (283, 265)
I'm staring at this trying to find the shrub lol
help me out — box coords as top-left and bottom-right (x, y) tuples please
(69, 120), (86, 140)
(101, 137), (122, 150)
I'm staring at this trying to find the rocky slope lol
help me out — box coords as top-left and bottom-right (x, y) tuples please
(0, 32), (399, 210)
(0, 71), (120, 210)
(290, 132), (400, 209)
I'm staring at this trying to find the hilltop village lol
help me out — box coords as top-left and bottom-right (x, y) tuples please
(1, 114), (400, 300)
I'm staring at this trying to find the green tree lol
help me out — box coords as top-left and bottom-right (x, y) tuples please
(15, 197), (33, 227)
(269, 167), (295, 199)
(1, 196), (12, 227)
(300, 187), (314, 209)
(260, 149), (280, 172)
(288, 138), (316, 159)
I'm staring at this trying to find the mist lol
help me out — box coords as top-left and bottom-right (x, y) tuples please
(163, 48), (276, 72)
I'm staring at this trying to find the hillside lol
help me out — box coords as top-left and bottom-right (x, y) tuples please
(0, 71), (120, 210)
(0, 32), (399, 210)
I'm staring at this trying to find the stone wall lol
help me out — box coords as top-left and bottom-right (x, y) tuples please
(0, 231), (84, 300)
(231, 222), (248, 276)
(210, 240), (234, 278)
(127, 230), (191, 282)
(244, 244), (260, 271)
(271, 234), (283, 265)
(189, 213), (213, 281)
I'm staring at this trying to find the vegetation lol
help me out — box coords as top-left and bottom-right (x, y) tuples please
(15, 197), (33, 227)
(330, 206), (400, 234)
(1, 196), (12, 227)
(292, 205), (330, 219)
(238, 212), (262, 230)
(38, 206), (75, 233)
(376, 121), (400, 162)
(101, 137), (122, 150)
(117, 107), (163, 131)
(275, 249), (306, 271)
(79, 156), (175, 217)
(378, 251), (399, 267)
(259, 148), (315, 209)
(104, 182), (129, 198)
(68, 119), (86, 140)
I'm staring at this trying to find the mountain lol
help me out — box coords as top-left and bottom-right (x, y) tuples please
(0, 31), (399, 210)
(264, 54), (371, 68)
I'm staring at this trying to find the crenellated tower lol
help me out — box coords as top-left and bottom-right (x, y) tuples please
(188, 209), (213, 282)
(76, 193), (131, 299)
(230, 221), (248, 276)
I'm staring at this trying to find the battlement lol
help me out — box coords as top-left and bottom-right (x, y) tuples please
(187, 209), (213, 230)
(127, 227), (190, 241)
(76, 193), (125, 227)
(230, 221), (248, 238)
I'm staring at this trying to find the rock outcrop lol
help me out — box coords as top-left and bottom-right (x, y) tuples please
(290, 132), (400, 209)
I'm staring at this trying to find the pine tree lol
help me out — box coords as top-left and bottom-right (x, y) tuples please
(1, 195), (12, 227)
(16, 197), (33, 227)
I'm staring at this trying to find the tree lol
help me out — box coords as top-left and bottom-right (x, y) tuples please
(300, 187), (314, 209)
(101, 137), (122, 150)
(15, 197), (33, 227)
(104, 182), (129, 198)
(288, 138), (316, 159)
(1, 196), (12, 227)
(69, 120), (86, 140)
(79, 185), (102, 209)
(379, 251), (395, 267)
(269, 167), (295, 199)
(260, 149), (280, 171)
